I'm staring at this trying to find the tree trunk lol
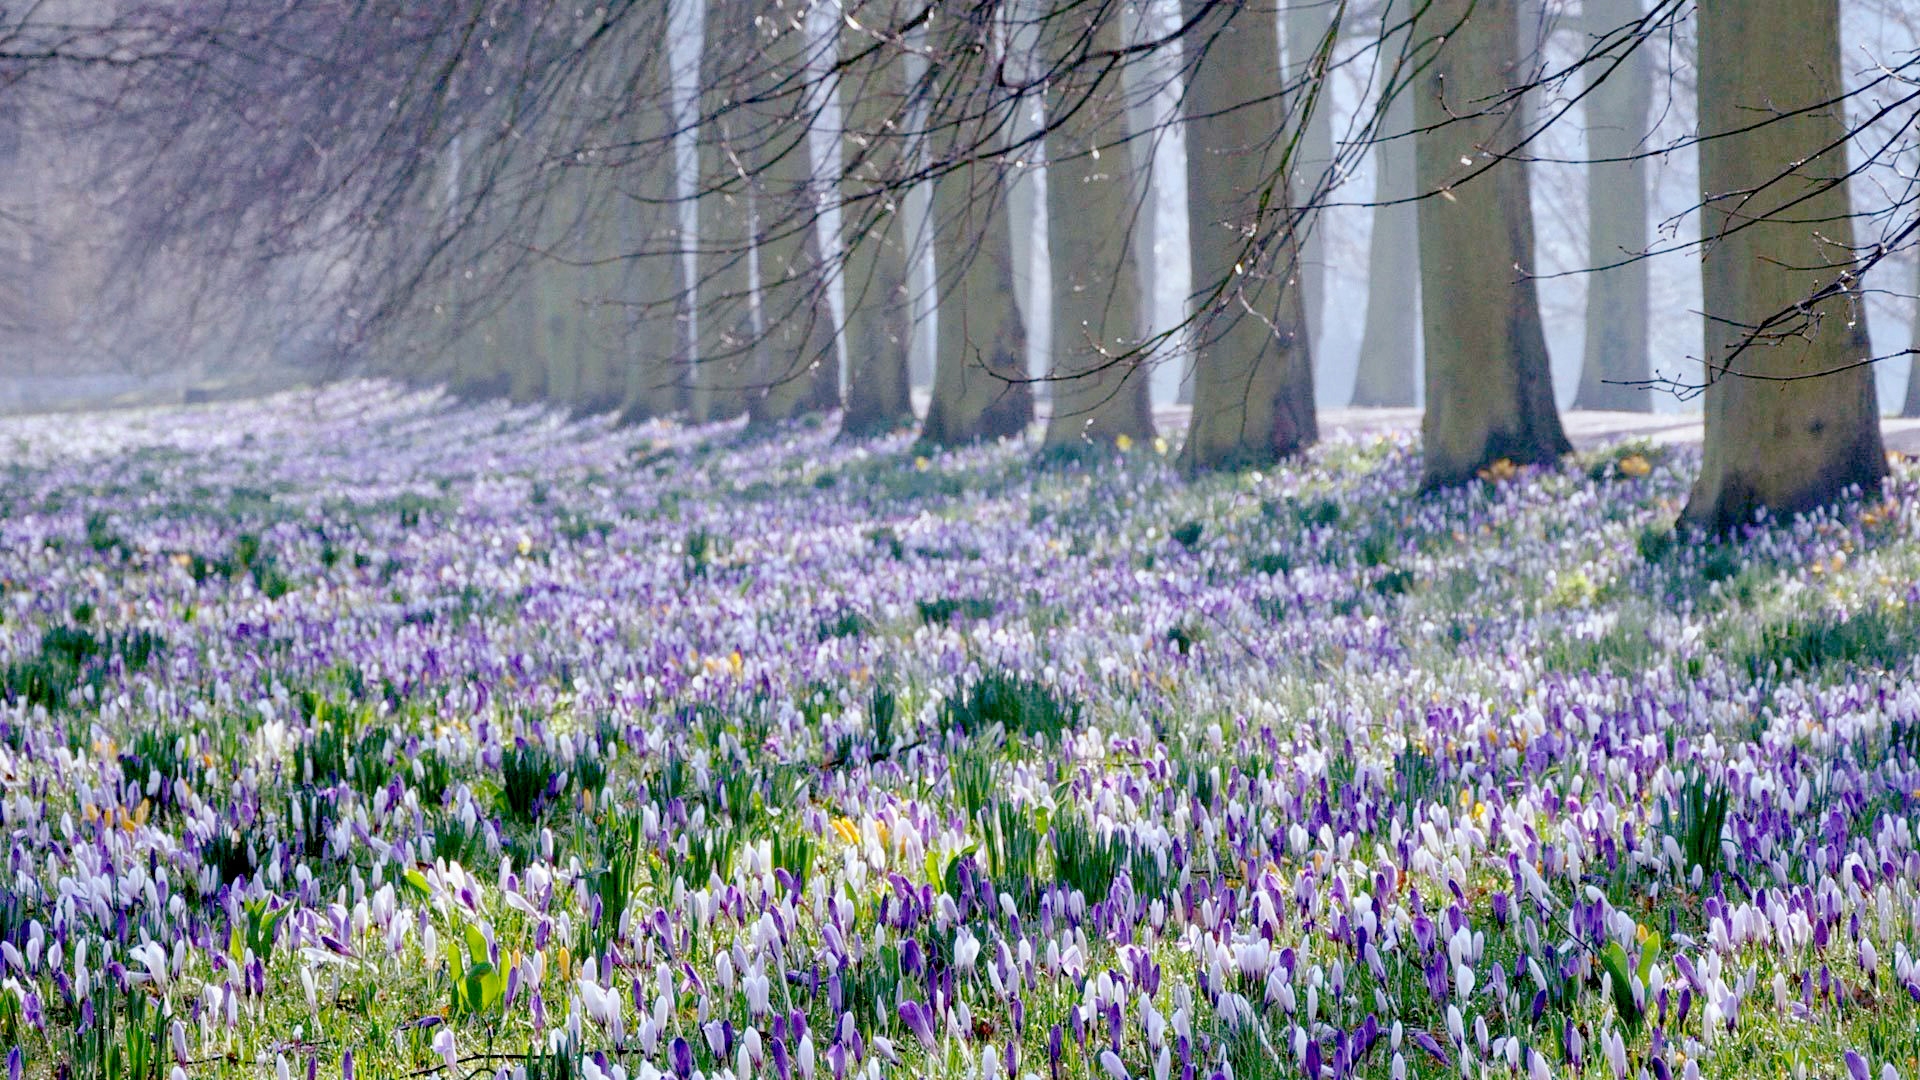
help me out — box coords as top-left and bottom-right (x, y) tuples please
(615, 147), (688, 422)
(601, 26), (688, 423)
(1412, 0), (1569, 488)
(838, 0), (917, 438)
(1283, 0), (1335, 354)
(1178, 0), (1316, 470)
(1571, 0), (1651, 412)
(693, 0), (756, 423)
(1041, 1), (1153, 449)
(1906, 244), (1920, 417)
(920, 0), (1033, 448)
(743, 1), (839, 427)
(1682, 0), (1885, 531)
(1350, 3), (1418, 407)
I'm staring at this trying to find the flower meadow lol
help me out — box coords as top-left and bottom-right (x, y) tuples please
(5, 382), (1920, 1080)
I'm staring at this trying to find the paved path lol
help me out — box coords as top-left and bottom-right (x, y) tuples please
(1150, 405), (1920, 455)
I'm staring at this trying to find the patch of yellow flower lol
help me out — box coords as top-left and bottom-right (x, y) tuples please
(1617, 454), (1651, 478)
(913, 456), (931, 472)
(700, 651), (745, 679)
(1478, 458), (1519, 484)
(82, 799), (152, 832)
(831, 816), (889, 850)
(1115, 434), (1134, 453)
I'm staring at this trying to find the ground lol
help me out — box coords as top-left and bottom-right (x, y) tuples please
(1, 381), (1918, 1080)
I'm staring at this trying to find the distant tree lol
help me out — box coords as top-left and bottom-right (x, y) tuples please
(1571, 0), (1651, 412)
(1682, 0), (1885, 530)
(743, 0), (840, 426)
(1350, 2), (1419, 408)
(612, 42), (693, 424)
(694, 0), (759, 423)
(838, 0), (917, 438)
(1040, 0), (1154, 450)
(1907, 250), (1920, 418)
(1178, 0), (1316, 470)
(1283, 0), (1336, 355)
(1411, 0), (1569, 489)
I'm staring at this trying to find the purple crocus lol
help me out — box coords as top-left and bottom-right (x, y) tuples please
(898, 1001), (937, 1052)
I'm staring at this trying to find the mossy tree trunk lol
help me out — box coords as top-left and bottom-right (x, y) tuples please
(920, 0), (1034, 448)
(1411, 0), (1569, 488)
(1040, 0), (1153, 450)
(838, 0), (916, 438)
(1682, 0), (1885, 531)
(1571, 0), (1651, 412)
(1350, 4), (1418, 407)
(1178, 0), (1316, 470)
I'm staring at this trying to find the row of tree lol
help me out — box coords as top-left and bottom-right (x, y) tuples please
(22, 0), (1913, 531)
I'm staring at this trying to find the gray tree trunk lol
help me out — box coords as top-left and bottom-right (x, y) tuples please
(838, 0), (917, 437)
(1041, 0), (1154, 449)
(1350, 2), (1419, 407)
(1683, 0), (1885, 530)
(1906, 245), (1920, 417)
(920, 0), (1033, 448)
(744, 0), (839, 426)
(693, 0), (756, 423)
(1571, 0), (1651, 412)
(1283, 0), (1334, 354)
(616, 36), (689, 423)
(1412, 0), (1569, 489)
(1178, 0), (1316, 470)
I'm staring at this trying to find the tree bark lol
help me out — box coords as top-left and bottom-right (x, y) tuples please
(1682, 0), (1885, 531)
(920, 0), (1034, 448)
(838, 0), (917, 438)
(1178, 0), (1316, 471)
(1283, 0), (1335, 354)
(693, 0), (756, 423)
(1571, 0), (1651, 412)
(1040, 0), (1154, 449)
(1350, 3), (1419, 407)
(743, 0), (839, 427)
(1411, 0), (1569, 488)
(598, 26), (688, 423)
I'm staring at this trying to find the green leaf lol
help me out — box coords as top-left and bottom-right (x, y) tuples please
(1600, 941), (1643, 1029)
(941, 844), (976, 898)
(464, 924), (489, 964)
(402, 868), (432, 898)
(1637, 932), (1661, 985)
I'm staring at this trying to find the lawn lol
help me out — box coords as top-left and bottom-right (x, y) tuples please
(1, 381), (1917, 1080)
